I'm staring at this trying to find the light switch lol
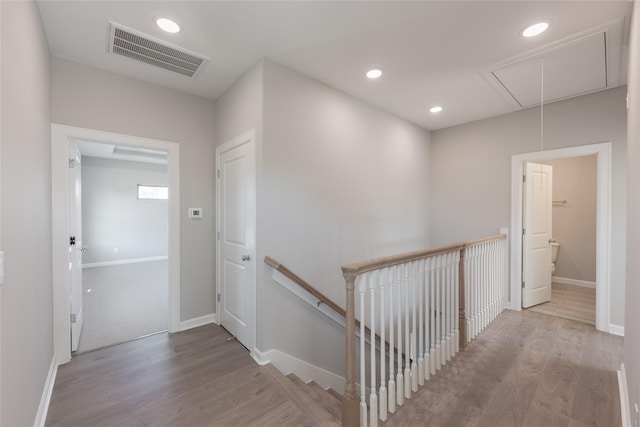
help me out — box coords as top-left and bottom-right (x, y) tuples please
(189, 208), (203, 219)
(0, 251), (4, 285)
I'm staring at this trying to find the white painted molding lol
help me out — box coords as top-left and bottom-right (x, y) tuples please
(254, 348), (345, 393)
(83, 256), (168, 269)
(510, 142), (612, 334)
(34, 357), (58, 427)
(618, 363), (632, 427)
(552, 276), (596, 289)
(609, 324), (625, 336)
(179, 313), (217, 332)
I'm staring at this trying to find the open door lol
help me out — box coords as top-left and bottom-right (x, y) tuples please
(69, 141), (84, 351)
(522, 162), (553, 308)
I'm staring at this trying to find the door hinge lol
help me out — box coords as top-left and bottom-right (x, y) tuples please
(217, 169), (220, 178)
(69, 158), (76, 169)
(523, 174), (526, 182)
(522, 281), (525, 288)
(217, 293), (221, 302)
(522, 228), (526, 235)
(70, 313), (77, 324)
(70, 236), (76, 246)
(217, 232), (220, 240)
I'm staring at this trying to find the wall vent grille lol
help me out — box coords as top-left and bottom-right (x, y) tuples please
(108, 22), (208, 78)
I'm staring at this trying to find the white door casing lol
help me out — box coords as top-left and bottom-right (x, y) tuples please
(510, 143), (611, 333)
(69, 141), (84, 351)
(216, 130), (256, 356)
(522, 162), (553, 308)
(52, 124), (181, 364)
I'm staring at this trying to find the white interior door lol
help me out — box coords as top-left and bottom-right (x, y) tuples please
(217, 131), (255, 352)
(522, 162), (553, 308)
(69, 142), (84, 351)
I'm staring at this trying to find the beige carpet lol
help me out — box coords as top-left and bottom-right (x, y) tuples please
(77, 260), (168, 353)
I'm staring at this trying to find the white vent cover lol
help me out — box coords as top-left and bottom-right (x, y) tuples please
(108, 22), (208, 78)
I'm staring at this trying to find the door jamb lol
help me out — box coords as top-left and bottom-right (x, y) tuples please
(215, 129), (257, 359)
(52, 124), (181, 364)
(509, 142), (611, 332)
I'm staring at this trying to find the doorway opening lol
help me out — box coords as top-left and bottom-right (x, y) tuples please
(75, 140), (170, 353)
(52, 124), (181, 364)
(523, 156), (597, 326)
(510, 142), (611, 333)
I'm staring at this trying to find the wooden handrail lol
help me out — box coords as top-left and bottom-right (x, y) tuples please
(341, 234), (506, 277)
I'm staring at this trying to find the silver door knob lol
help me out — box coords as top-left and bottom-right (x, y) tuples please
(242, 254), (251, 261)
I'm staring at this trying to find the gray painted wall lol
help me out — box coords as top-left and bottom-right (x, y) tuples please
(51, 58), (217, 321)
(542, 155), (597, 283)
(431, 86), (627, 327)
(81, 157), (168, 264)
(625, 0), (640, 419)
(215, 59), (431, 374)
(0, 2), (53, 425)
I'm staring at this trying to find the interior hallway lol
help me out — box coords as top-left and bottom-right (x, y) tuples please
(526, 282), (596, 326)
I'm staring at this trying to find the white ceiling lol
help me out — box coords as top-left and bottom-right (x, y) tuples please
(37, 1), (633, 131)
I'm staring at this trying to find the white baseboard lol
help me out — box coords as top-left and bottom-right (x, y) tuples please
(609, 324), (625, 336)
(254, 348), (345, 393)
(178, 313), (217, 331)
(83, 256), (168, 269)
(552, 276), (596, 289)
(618, 363), (632, 427)
(34, 356), (58, 427)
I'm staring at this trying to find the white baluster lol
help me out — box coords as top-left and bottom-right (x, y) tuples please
(446, 252), (452, 362)
(379, 270), (387, 422)
(429, 256), (436, 376)
(369, 273), (377, 427)
(396, 265), (403, 407)
(404, 263), (411, 399)
(388, 267), (396, 414)
(359, 278), (367, 427)
(411, 262), (418, 393)
(454, 250), (460, 353)
(424, 257), (431, 380)
(418, 259), (425, 386)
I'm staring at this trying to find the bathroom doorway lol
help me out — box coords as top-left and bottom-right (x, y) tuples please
(525, 155), (597, 325)
(509, 142), (611, 333)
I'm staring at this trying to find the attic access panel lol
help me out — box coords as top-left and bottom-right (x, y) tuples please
(491, 32), (607, 108)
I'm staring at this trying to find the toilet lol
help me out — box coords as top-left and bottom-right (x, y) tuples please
(551, 241), (560, 274)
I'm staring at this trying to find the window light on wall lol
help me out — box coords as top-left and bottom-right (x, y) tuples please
(138, 185), (168, 200)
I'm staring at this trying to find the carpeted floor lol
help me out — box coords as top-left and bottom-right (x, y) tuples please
(77, 260), (168, 353)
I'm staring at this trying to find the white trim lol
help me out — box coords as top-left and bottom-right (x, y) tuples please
(552, 276), (596, 289)
(618, 363), (632, 427)
(52, 124), (181, 364)
(179, 313), (217, 331)
(216, 129), (257, 359)
(254, 348), (345, 393)
(609, 324), (625, 336)
(510, 142), (611, 333)
(83, 256), (168, 268)
(33, 356), (58, 427)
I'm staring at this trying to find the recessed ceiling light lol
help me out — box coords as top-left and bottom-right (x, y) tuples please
(429, 106), (443, 113)
(366, 68), (382, 79)
(156, 18), (180, 34)
(522, 22), (549, 38)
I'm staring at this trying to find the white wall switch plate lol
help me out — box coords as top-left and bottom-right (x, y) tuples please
(189, 208), (203, 219)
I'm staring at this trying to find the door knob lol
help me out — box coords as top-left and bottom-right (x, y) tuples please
(242, 254), (251, 261)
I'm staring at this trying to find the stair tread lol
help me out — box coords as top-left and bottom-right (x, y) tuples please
(286, 375), (342, 421)
(263, 365), (340, 427)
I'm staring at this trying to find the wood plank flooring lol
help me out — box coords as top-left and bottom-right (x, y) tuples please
(46, 309), (622, 427)
(526, 282), (596, 325)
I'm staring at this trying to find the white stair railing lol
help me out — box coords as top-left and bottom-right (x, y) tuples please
(342, 234), (507, 427)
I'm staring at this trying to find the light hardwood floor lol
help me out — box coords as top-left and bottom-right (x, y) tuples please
(526, 282), (596, 325)
(46, 309), (622, 427)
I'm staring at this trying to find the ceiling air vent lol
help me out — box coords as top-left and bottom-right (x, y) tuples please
(108, 22), (208, 78)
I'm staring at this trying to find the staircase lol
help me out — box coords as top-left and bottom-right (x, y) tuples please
(263, 364), (342, 426)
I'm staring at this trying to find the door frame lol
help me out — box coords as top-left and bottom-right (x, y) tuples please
(509, 142), (611, 332)
(215, 129), (257, 358)
(52, 124), (181, 364)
